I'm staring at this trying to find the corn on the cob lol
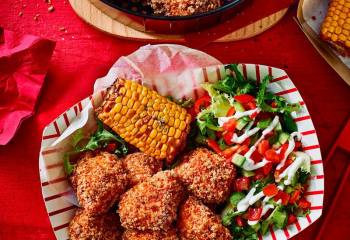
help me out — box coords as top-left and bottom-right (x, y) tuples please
(320, 0), (350, 56)
(96, 79), (192, 163)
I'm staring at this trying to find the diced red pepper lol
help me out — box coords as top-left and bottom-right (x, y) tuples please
(294, 141), (302, 151)
(265, 149), (280, 163)
(215, 131), (223, 139)
(235, 216), (245, 227)
(236, 145), (249, 155)
(242, 137), (251, 146)
(287, 214), (297, 225)
(289, 190), (301, 204)
(258, 140), (270, 155)
(271, 101), (278, 108)
(105, 143), (117, 153)
(279, 143), (289, 161)
(194, 95), (211, 115)
(235, 177), (251, 192)
(222, 145), (240, 159)
(262, 162), (273, 175)
(253, 173), (265, 181)
(298, 198), (311, 209)
(251, 150), (263, 163)
(250, 109), (259, 119)
(207, 139), (222, 155)
(263, 184), (279, 197)
(234, 94), (255, 103)
(274, 190), (290, 205)
(222, 118), (237, 132)
(227, 107), (236, 117)
(223, 131), (234, 145)
(247, 207), (263, 221)
(246, 101), (257, 110)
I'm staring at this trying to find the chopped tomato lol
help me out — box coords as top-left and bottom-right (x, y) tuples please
(251, 150), (263, 163)
(254, 173), (265, 181)
(274, 190), (290, 205)
(263, 184), (279, 197)
(298, 198), (311, 209)
(265, 149), (280, 163)
(234, 94), (255, 103)
(246, 101), (257, 110)
(207, 139), (222, 155)
(235, 177), (251, 192)
(258, 140), (270, 155)
(222, 145), (240, 159)
(289, 190), (301, 204)
(271, 101), (278, 108)
(287, 214), (297, 225)
(223, 131), (234, 145)
(279, 143), (289, 160)
(242, 137), (251, 146)
(274, 169), (282, 180)
(105, 143), (117, 153)
(247, 207), (263, 221)
(262, 162), (273, 175)
(215, 131), (223, 139)
(294, 141), (302, 151)
(236, 145), (249, 155)
(222, 118), (237, 132)
(235, 216), (245, 227)
(227, 107), (236, 117)
(194, 95), (211, 115)
(250, 108), (259, 119)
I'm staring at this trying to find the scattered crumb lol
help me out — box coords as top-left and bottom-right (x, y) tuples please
(34, 14), (40, 21)
(59, 27), (66, 32)
(311, 16), (316, 21)
(18, 12), (23, 17)
(48, 5), (55, 12)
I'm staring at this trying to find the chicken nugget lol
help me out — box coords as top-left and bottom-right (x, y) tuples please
(177, 196), (232, 240)
(122, 228), (178, 240)
(174, 148), (236, 204)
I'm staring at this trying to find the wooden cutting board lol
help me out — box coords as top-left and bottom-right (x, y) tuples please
(69, 0), (288, 42)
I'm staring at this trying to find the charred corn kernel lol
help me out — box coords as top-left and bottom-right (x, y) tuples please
(321, 0), (350, 56)
(97, 78), (192, 163)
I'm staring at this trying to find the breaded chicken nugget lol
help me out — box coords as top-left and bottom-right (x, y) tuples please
(70, 151), (128, 214)
(174, 148), (236, 204)
(122, 228), (178, 240)
(177, 196), (232, 240)
(119, 171), (185, 231)
(68, 209), (122, 240)
(122, 152), (162, 186)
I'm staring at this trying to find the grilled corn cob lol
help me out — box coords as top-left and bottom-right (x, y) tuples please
(320, 0), (350, 56)
(96, 79), (192, 163)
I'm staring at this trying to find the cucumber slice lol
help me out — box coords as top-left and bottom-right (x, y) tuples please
(232, 153), (246, 167)
(229, 192), (245, 206)
(275, 122), (283, 131)
(257, 118), (272, 129)
(271, 208), (288, 229)
(279, 132), (290, 144)
(236, 119), (249, 131)
(242, 170), (255, 177)
(233, 102), (245, 112)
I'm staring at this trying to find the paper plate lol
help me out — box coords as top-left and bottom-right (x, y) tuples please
(39, 63), (323, 240)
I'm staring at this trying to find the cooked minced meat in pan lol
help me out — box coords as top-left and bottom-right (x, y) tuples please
(118, 170), (185, 231)
(122, 228), (178, 240)
(174, 147), (236, 204)
(177, 196), (232, 240)
(70, 151), (128, 214)
(68, 209), (122, 240)
(122, 152), (162, 187)
(147, 0), (222, 16)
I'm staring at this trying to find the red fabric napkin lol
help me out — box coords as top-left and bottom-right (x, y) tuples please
(0, 28), (55, 145)
(185, 0), (294, 47)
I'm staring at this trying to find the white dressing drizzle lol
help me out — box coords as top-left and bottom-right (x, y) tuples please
(278, 152), (311, 185)
(276, 132), (302, 170)
(217, 108), (260, 127)
(231, 127), (260, 144)
(237, 187), (257, 212)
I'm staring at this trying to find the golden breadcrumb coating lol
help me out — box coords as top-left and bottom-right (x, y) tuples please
(147, 0), (222, 16)
(122, 228), (178, 240)
(70, 151), (128, 214)
(174, 148), (236, 204)
(122, 152), (162, 186)
(177, 196), (232, 240)
(119, 170), (185, 231)
(68, 209), (122, 240)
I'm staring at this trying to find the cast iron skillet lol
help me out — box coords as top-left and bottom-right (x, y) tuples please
(101, 0), (247, 34)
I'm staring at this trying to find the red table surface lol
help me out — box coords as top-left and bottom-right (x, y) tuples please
(1, 1), (350, 240)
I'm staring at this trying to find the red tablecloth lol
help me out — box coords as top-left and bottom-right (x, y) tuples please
(1, 1), (350, 240)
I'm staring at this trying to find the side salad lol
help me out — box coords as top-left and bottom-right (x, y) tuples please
(193, 64), (312, 239)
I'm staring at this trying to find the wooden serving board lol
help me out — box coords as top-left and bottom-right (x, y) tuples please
(69, 0), (288, 42)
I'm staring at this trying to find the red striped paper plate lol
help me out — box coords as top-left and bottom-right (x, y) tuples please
(39, 64), (323, 240)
